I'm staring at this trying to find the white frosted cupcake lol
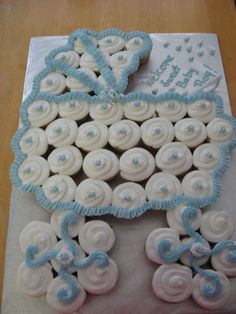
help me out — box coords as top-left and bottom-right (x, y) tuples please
(19, 128), (48, 156)
(27, 100), (58, 128)
(58, 100), (90, 121)
(124, 100), (155, 122)
(66, 68), (97, 92)
(112, 182), (146, 209)
(182, 170), (213, 199)
(211, 241), (236, 276)
(174, 118), (207, 148)
(109, 120), (140, 151)
(141, 117), (174, 149)
(98, 36), (125, 54)
(193, 143), (220, 172)
(90, 103), (124, 125)
(48, 146), (83, 176)
(40, 72), (66, 94)
(125, 37), (145, 52)
(55, 50), (80, 68)
(109, 51), (133, 70)
(74, 36), (98, 54)
(80, 50), (109, 73)
(75, 178), (112, 208)
(120, 147), (155, 182)
(18, 156), (50, 186)
(207, 118), (234, 144)
(155, 142), (193, 176)
(42, 175), (77, 202)
(45, 118), (78, 147)
(83, 149), (119, 180)
(188, 99), (216, 123)
(156, 100), (187, 122)
(145, 172), (182, 201)
(75, 121), (109, 152)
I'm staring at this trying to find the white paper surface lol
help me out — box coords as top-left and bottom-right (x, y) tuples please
(2, 34), (236, 314)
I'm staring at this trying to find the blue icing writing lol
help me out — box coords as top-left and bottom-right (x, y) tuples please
(186, 47), (192, 53)
(160, 65), (180, 87)
(193, 70), (216, 87)
(175, 68), (199, 88)
(198, 51), (204, 57)
(188, 57), (194, 62)
(176, 45), (182, 51)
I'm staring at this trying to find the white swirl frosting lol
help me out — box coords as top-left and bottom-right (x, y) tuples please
(174, 118), (207, 148)
(193, 143), (220, 172)
(109, 119), (140, 151)
(77, 258), (118, 295)
(152, 264), (193, 303)
(42, 175), (77, 202)
(46, 276), (86, 313)
(80, 50), (109, 72)
(124, 100), (155, 122)
(17, 262), (53, 296)
(166, 204), (202, 235)
(211, 241), (236, 276)
(125, 37), (145, 52)
(141, 117), (174, 148)
(55, 50), (80, 68)
(180, 238), (210, 267)
(109, 51), (133, 69)
(83, 149), (119, 180)
(145, 172), (182, 201)
(19, 221), (57, 254)
(90, 103), (124, 125)
(75, 121), (109, 151)
(59, 100), (90, 121)
(182, 170), (213, 198)
(207, 118), (234, 144)
(120, 148), (155, 182)
(27, 100), (58, 127)
(188, 99), (216, 123)
(98, 36), (125, 54)
(200, 210), (234, 243)
(145, 228), (180, 264)
(155, 142), (193, 176)
(18, 156), (50, 185)
(20, 128), (48, 156)
(51, 240), (86, 273)
(45, 118), (78, 147)
(192, 270), (231, 310)
(75, 178), (112, 208)
(79, 220), (115, 253)
(48, 146), (83, 175)
(40, 72), (66, 94)
(74, 36), (98, 54)
(66, 68), (97, 92)
(51, 210), (85, 239)
(156, 100), (187, 122)
(112, 182), (146, 209)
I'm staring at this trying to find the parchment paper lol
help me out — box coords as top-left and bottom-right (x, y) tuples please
(2, 34), (236, 314)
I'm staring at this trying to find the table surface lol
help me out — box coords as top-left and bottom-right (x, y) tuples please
(0, 0), (236, 302)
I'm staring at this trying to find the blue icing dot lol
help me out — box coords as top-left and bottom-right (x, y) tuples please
(50, 186), (59, 193)
(46, 79), (53, 86)
(198, 51), (204, 57)
(134, 38), (141, 45)
(121, 194), (133, 201)
(69, 102), (76, 108)
(87, 191), (97, 199)
(188, 57), (194, 62)
(54, 126), (62, 133)
(163, 42), (170, 48)
(131, 158), (140, 165)
(95, 159), (102, 166)
(186, 47), (192, 53)
(186, 125), (194, 132)
(106, 38), (112, 44)
(117, 127), (127, 135)
(198, 41), (203, 48)
(209, 49), (215, 56)
(117, 55), (124, 61)
(86, 129), (95, 137)
(218, 126), (226, 134)
(168, 102), (176, 109)
(58, 154), (66, 161)
(169, 152), (179, 160)
(24, 136), (33, 144)
(184, 37), (190, 43)
(154, 127), (162, 134)
(35, 104), (44, 112)
(193, 182), (204, 191)
(176, 45), (182, 51)
(24, 167), (32, 174)
(133, 101), (141, 108)
(159, 185), (169, 193)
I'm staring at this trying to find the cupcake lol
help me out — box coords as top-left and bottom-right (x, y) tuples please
(83, 149), (119, 181)
(145, 172), (182, 201)
(40, 72), (66, 94)
(19, 128), (48, 156)
(74, 36), (98, 54)
(48, 146), (83, 176)
(18, 156), (50, 186)
(27, 100), (58, 128)
(80, 50), (109, 73)
(58, 99), (90, 121)
(112, 182), (146, 209)
(109, 119), (141, 151)
(42, 174), (77, 202)
(90, 102), (124, 125)
(45, 118), (78, 147)
(174, 118), (207, 148)
(155, 142), (193, 176)
(188, 99), (216, 123)
(98, 36), (125, 54)
(182, 170), (213, 199)
(66, 68), (97, 92)
(55, 50), (80, 69)
(125, 37), (149, 65)
(120, 147), (155, 182)
(156, 99), (187, 122)
(124, 100), (155, 122)
(141, 117), (174, 149)
(193, 143), (220, 172)
(206, 118), (234, 144)
(75, 121), (109, 151)
(75, 178), (112, 208)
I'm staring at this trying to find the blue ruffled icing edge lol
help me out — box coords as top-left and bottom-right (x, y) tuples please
(10, 91), (236, 218)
